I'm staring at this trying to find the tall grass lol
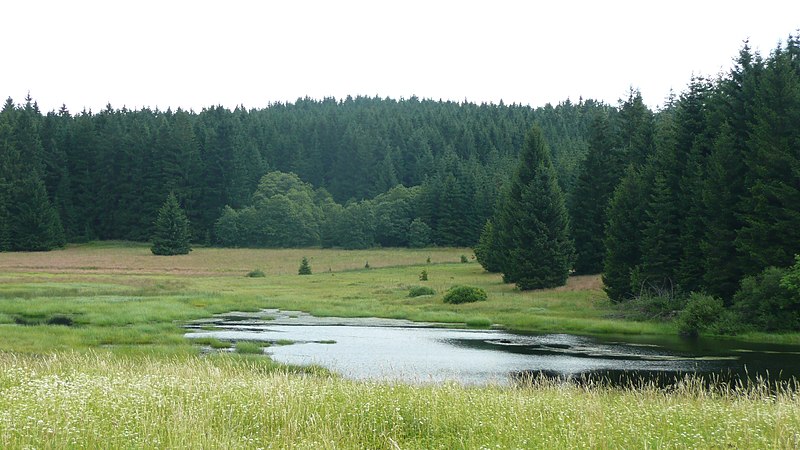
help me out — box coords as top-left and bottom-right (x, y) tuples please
(0, 352), (797, 449)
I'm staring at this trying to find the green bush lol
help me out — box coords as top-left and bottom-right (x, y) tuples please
(733, 266), (800, 332)
(246, 269), (266, 278)
(676, 293), (724, 337)
(781, 255), (800, 296)
(460, 255), (468, 263)
(419, 269), (428, 281)
(443, 286), (488, 304)
(408, 286), (436, 297)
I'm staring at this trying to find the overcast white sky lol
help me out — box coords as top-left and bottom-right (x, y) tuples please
(2, 1), (799, 113)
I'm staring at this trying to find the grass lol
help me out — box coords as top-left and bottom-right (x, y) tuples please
(235, 341), (267, 354)
(0, 352), (797, 449)
(0, 245), (796, 356)
(0, 244), (798, 447)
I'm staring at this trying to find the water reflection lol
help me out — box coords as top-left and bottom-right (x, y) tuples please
(185, 309), (800, 386)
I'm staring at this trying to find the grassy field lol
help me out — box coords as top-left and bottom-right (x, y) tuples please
(0, 243), (679, 356)
(0, 243), (799, 448)
(0, 352), (798, 449)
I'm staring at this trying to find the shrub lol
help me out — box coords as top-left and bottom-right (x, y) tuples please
(443, 285), (488, 304)
(408, 286), (436, 297)
(298, 257), (312, 275)
(676, 293), (724, 337)
(781, 255), (800, 296)
(364, 261), (370, 269)
(460, 255), (468, 263)
(733, 266), (800, 332)
(419, 269), (428, 281)
(246, 269), (266, 278)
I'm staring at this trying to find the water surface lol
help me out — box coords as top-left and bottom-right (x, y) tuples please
(185, 310), (800, 385)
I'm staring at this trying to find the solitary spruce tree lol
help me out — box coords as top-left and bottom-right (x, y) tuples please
(151, 193), (192, 255)
(494, 126), (574, 290)
(298, 256), (312, 275)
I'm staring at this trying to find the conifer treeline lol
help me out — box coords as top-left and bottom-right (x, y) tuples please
(575, 36), (800, 332)
(0, 95), (603, 249)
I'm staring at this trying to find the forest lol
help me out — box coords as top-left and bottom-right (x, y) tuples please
(1, 35), (798, 335)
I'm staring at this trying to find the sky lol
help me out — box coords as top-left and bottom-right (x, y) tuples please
(2, 0), (799, 113)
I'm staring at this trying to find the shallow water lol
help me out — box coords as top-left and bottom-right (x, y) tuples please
(185, 310), (800, 386)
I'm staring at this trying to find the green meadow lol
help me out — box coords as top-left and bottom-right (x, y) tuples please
(0, 243), (798, 448)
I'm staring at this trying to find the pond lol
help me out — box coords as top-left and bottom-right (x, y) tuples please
(185, 309), (800, 386)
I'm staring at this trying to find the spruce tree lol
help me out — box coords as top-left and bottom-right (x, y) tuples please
(570, 111), (619, 274)
(494, 126), (574, 290)
(298, 256), (312, 275)
(474, 219), (503, 273)
(8, 177), (65, 251)
(151, 193), (192, 255)
(737, 40), (800, 271)
(602, 165), (650, 302)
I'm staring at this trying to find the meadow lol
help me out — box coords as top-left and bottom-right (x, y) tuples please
(0, 243), (799, 448)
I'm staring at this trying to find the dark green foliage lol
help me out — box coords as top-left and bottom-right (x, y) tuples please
(408, 286), (436, 297)
(151, 193), (192, 255)
(494, 126), (575, 290)
(602, 166), (649, 302)
(407, 218), (432, 248)
(443, 286), (488, 304)
(215, 172), (323, 248)
(570, 110), (620, 274)
(474, 220), (503, 273)
(419, 269), (428, 281)
(460, 255), (468, 263)
(372, 185), (419, 247)
(298, 257), (312, 275)
(0, 98), (65, 251)
(733, 266), (800, 332)
(736, 39), (800, 272)
(8, 177), (65, 251)
(783, 255), (800, 296)
(246, 269), (266, 278)
(0, 94), (606, 251)
(677, 294), (725, 337)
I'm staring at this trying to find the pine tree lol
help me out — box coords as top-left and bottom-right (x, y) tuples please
(494, 126), (574, 290)
(151, 193), (192, 255)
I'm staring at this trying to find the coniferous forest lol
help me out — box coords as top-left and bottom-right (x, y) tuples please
(1, 35), (799, 334)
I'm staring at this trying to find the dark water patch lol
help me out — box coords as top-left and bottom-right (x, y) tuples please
(14, 314), (77, 326)
(513, 369), (799, 393)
